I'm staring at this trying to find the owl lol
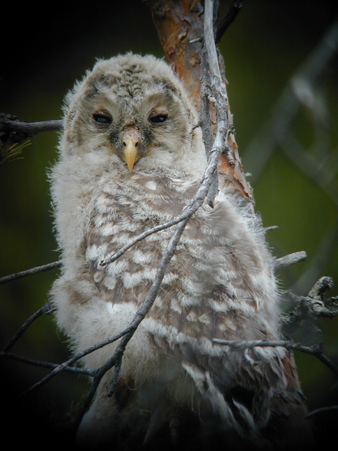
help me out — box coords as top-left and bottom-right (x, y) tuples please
(50, 53), (286, 449)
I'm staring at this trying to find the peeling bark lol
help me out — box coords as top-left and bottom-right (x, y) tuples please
(148, 0), (253, 203)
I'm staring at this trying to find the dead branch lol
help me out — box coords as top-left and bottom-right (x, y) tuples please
(2, 302), (54, 352)
(0, 261), (62, 285)
(215, 1), (242, 44)
(18, 325), (133, 399)
(0, 114), (62, 162)
(274, 251), (307, 271)
(285, 276), (338, 323)
(306, 405), (338, 419)
(0, 118), (62, 136)
(0, 351), (93, 377)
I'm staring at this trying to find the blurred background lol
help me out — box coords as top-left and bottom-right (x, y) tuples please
(1, 0), (338, 443)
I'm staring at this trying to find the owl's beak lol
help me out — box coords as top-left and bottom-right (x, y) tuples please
(122, 127), (141, 171)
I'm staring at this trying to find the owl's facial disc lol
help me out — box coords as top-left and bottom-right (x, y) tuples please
(121, 126), (141, 171)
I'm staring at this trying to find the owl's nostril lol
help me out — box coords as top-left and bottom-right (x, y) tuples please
(123, 140), (138, 147)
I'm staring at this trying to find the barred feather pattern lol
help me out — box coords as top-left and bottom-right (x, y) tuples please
(50, 54), (286, 447)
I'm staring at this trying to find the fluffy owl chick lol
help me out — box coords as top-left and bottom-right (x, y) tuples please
(50, 53), (286, 449)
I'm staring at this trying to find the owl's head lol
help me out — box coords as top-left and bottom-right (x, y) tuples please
(61, 53), (203, 173)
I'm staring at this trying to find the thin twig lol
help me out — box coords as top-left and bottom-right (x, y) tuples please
(20, 325), (134, 397)
(306, 406), (338, 418)
(0, 261), (62, 285)
(2, 302), (54, 352)
(200, 40), (219, 207)
(100, 214), (194, 266)
(215, 1), (242, 44)
(0, 351), (93, 377)
(274, 251), (307, 271)
(0, 118), (62, 136)
(108, 217), (190, 396)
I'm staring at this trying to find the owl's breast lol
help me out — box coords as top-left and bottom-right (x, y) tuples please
(85, 170), (198, 300)
(84, 169), (276, 344)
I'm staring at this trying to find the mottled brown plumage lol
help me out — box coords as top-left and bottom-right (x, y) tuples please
(50, 53), (286, 449)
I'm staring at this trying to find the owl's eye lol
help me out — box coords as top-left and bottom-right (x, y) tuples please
(148, 113), (168, 124)
(93, 111), (112, 125)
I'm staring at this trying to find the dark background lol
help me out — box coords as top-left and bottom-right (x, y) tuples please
(1, 0), (338, 445)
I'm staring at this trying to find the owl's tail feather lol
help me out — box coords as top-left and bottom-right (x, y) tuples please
(182, 361), (258, 439)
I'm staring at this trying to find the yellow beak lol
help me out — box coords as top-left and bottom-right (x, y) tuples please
(123, 138), (139, 171)
(121, 127), (141, 171)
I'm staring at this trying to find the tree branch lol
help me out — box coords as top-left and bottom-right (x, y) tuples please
(274, 251), (307, 271)
(215, 1), (242, 44)
(18, 325), (134, 398)
(0, 115), (62, 163)
(2, 302), (54, 352)
(0, 351), (93, 377)
(0, 261), (62, 285)
(0, 118), (62, 136)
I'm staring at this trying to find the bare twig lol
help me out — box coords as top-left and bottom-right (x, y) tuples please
(274, 251), (307, 271)
(108, 217), (191, 396)
(306, 406), (338, 418)
(0, 118), (62, 136)
(19, 325), (134, 398)
(0, 351), (93, 377)
(100, 212), (198, 266)
(0, 261), (62, 285)
(0, 116), (62, 163)
(215, 1), (242, 44)
(2, 302), (54, 352)
(282, 276), (338, 348)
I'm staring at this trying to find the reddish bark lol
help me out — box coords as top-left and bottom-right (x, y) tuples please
(148, 0), (253, 203)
